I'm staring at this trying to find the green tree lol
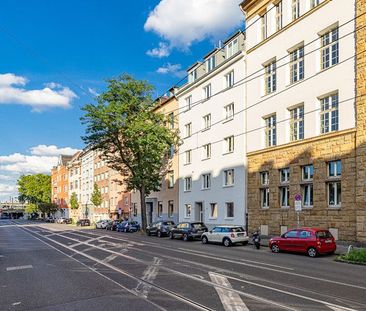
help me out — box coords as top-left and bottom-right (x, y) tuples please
(90, 184), (102, 207)
(81, 74), (179, 231)
(70, 192), (79, 210)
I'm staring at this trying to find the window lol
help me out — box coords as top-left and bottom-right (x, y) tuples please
(203, 114), (211, 130)
(210, 203), (218, 218)
(264, 61), (276, 94)
(188, 70), (197, 83)
(226, 202), (234, 218)
(311, 0), (320, 8)
(185, 95), (192, 111)
(168, 171), (174, 188)
(275, 1), (283, 31)
(168, 201), (174, 217)
(321, 28), (339, 70)
(328, 181), (341, 207)
(203, 84), (212, 100)
(328, 160), (342, 177)
(206, 55), (215, 72)
(303, 184), (313, 207)
(302, 165), (314, 180)
(224, 103), (234, 121)
(290, 46), (304, 83)
(265, 115), (276, 147)
(292, 0), (300, 20)
(185, 150), (192, 165)
(224, 136), (234, 153)
(280, 186), (290, 207)
(320, 93), (339, 134)
(285, 230), (298, 238)
(290, 105), (304, 141)
(169, 145), (174, 159)
(202, 144), (211, 160)
(185, 123), (192, 138)
(225, 71), (234, 88)
(168, 113), (174, 129)
(261, 183), (269, 208)
(184, 177), (192, 191)
(202, 173), (211, 189)
(280, 168), (290, 183)
(185, 204), (191, 218)
(261, 14), (267, 40)
(226, 39), (238, 58)
(133, 203), (137, 217)
(158, 201), (163, 218)
(261, 171), (269, 185)
(224, 169), (234, 186)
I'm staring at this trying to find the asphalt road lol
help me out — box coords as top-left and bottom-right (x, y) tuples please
(0, 220), (365, 311)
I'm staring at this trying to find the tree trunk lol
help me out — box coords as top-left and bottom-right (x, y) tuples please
(139, 186), (147, 233)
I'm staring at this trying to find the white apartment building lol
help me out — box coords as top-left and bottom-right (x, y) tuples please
(80, 148), (95, 219)
(244, 0), (355, 152)
(177, 31), (247, 229)
(67, 152), (82, 220)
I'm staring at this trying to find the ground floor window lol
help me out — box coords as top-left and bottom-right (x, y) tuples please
(158, 201), (163, 217)
(133, 203), (137, 217)
(302, 184), (313, 207)
(185, 204), (191, 218)
(280, 186), (290, 207)
(226, 202), (234, 218)
(210, 203), (218, 218)
(328, 181), (341, 207)
(261, 188), (269, 208)
(168, 200), (174, 217)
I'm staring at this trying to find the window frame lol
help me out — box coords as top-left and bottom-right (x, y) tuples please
(202, 114), (211, 131)
(224, 169), (235, 186)
(225, 71), (235, 88)
(185, 122), (192, 138)
(265, 114), (277, 147)
(224, 103), (234, 121)
(185, 204), (192, 218)
(202, 143), (211, 160)
(320, 93), (339, 134)
(224, 135), (235, 154)
(202, 173), (211, 190)
(210, 203), (218, 219)
(321, 27), (339, 70)
(290, 105), (304, 141)
(264, 61), (276, 95)
(225, 202), (234, 218)
(184, 177), (192, 192)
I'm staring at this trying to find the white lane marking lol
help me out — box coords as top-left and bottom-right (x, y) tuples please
(102, 254), (117, 264)
(6, 265), (33, 271)
(69, 235), (105, 247)
(24, 228), (295, 311)
(211, 273), (359, 311)
(135, 257), (161, 298)
(178, 248), (294, 271)
(11, 302), (21, 306)
(0, 255), (4, 257)
(326, 306), (355, 311)
(209, 272), (249, 311)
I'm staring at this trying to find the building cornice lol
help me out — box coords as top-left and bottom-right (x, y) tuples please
(247, 128), (357, 157)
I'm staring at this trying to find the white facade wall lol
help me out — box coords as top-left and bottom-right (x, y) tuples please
(80, 149), (94, 218)
(178, 47), (247, 229)
(245, 0), (356, 152)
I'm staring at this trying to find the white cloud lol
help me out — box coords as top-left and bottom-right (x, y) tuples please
(30, 145), (79, 157)
(144, 0), (244, 49)
(156, 63), (186, 78)
(0, 184), (17, 193)
(0, 73), (77, 111)
(88, 87), (99, 97)
(146, 42), (171, 58)
(0, 155), (58, 174)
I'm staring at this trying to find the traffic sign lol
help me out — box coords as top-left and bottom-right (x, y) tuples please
(294, 194), (302, 201)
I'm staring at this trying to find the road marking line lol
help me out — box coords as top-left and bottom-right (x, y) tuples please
(326, 305), (355, 311)
(135, 257), (161, 298)
(209, 272), (249, 311)
(11, 302), (21, 306)
(0, 255), (4, 257)
(210, 273), (359, 311)
(69, 236), (105, 247)
(6, 265), (33, 271)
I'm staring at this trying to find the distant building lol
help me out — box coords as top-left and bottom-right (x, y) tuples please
(67, 151), (82, 220)
(80, 148), (94, 220)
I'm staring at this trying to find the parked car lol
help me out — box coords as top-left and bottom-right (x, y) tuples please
(146, 221), (175, 237)
(169, 222), (208, 241)
(106, 220), (119, 231)
(76, 219), (91, 227)
(116, 220), (128, 232)
(269, 228), (336, 257)
(201, 226), (249, 247)
(96, 219), (110, 229)
(45, 217), (56, 223)
(57, 217), (72, 224)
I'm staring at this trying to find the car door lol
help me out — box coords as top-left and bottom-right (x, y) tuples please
(298, 230), (312, 252)
(282, 230), (299, 251)
(210, 227), (221, 242)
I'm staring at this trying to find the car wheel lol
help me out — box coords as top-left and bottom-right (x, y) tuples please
(307, 247), (317, 258)
(183, 234), (189, 242)
(201, 236), (208, 244)
(157, 230), (162, 238)
(223, 238), (231, 247)
(169, 232), (174, 239)
(271, 244), (280, 253)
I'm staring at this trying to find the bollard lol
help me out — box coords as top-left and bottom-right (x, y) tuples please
(347, 245), (353, 254)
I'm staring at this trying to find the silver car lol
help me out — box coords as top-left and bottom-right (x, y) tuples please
(201, 226), (249, 247)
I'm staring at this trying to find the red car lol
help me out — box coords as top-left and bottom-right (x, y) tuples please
(269, 228), (336, 257)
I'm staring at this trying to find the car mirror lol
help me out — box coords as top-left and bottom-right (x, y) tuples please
(281, 234), (287, 238)
(209, 230), (213, 234)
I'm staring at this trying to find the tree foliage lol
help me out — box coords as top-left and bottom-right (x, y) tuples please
(81, 74), (179, 230)
(70, 192), (79, 210)
(90, 184), (102, 207)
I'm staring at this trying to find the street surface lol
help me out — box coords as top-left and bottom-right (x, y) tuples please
(0, 220), (365, 311)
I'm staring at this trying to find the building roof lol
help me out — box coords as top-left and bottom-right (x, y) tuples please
(58, 154), (73, 166)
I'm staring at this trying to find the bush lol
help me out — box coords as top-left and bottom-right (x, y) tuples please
(339, 248), (366, 263)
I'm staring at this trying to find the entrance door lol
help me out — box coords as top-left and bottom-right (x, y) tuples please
(146, 202), (153, 224)
(195, 202), (204, 222)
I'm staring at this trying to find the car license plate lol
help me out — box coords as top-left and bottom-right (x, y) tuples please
(237, 233), (244, 236)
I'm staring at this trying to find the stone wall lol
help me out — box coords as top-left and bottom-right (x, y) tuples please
(356, 0), (366, 243)
(247, 129), (357, 242)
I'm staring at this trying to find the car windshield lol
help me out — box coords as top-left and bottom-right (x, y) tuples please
(191, 223), (205, 229)
(316, 231), (332, 239)
(163, 221), (174, 225)
(231, 227), (244, 233)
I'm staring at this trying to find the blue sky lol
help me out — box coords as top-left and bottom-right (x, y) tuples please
(0, 0), (244, 200)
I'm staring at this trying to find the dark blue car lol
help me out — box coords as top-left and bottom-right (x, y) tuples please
(117, 220), (140, 232)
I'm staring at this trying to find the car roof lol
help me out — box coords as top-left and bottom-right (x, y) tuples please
(291, 227), (329, 232)
(214, 225), (243, 228)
